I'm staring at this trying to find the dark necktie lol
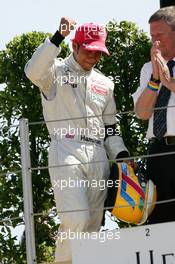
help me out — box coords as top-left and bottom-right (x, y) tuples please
(153, 60), (175, 139)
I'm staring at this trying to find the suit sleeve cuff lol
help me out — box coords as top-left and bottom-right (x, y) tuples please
(116, 151), (130, 160)
(50, 30), (65, 47)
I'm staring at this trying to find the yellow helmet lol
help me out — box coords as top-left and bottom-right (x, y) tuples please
(105, 162), (157, 225)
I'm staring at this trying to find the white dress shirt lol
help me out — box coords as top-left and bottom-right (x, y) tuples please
(132, 60), (175, 139)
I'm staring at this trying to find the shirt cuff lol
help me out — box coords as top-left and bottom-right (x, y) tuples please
(50, 30), (65, 47)
(116, 151), (130, 160)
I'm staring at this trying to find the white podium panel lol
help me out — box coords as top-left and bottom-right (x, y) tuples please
(72, 222), (175, 264)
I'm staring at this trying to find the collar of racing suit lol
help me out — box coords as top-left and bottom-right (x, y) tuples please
(64, 53), (92, 76)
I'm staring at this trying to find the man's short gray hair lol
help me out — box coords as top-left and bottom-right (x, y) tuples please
(149, 6), (175, 31)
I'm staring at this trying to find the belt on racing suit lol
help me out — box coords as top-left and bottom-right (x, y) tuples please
(51, 133), (103, 146)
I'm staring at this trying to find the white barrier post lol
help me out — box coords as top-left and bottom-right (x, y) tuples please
(19, 118), (37, 264)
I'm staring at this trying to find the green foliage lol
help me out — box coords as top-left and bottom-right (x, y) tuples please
(0, 225), (26, 264)
(0, 31), (70, 263)
(0, 21), (151, 261)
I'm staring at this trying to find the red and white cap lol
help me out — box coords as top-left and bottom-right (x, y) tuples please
(71, 23), (109, 55)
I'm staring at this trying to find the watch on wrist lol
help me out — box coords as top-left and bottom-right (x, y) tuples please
(150, 74), (160, 85)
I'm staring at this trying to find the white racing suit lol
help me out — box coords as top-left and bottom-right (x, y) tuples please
(25, 38), (128, 263)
